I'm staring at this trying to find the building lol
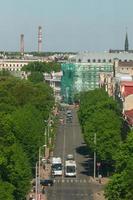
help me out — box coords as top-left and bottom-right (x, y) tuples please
(61, 52), (133, 103)
(44, 71), (62, 102)
(120, 81), (133, 128)
(114, 60), (133, 76)
(0, 57), (46, 72)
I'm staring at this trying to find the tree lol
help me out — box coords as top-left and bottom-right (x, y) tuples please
(0, 181), (15, 200)
(78, 89), (120, 129)
(22, 61), (61, 73)
(105, 132), (133, 199)
(84, 109), (122, 161)
(11, 105), (45, 165)
(28, 71), (44, 83)
(0, 113), (32, 200)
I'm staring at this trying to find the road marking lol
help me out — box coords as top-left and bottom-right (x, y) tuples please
(62, 125), (66, 165)
(53, 178), (92, 184)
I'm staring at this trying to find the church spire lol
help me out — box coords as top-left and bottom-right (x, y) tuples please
(125, 31), (129, 52)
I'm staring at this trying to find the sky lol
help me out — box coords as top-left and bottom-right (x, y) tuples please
(0, 0), (133, 52)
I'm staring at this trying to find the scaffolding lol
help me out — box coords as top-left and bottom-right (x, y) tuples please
(61, 62), (113, 104)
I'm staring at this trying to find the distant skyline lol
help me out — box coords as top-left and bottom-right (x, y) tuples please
(0, 0), (133, 52)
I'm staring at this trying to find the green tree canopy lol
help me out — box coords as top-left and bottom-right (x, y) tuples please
(22, 61), (61, 73)
(105, 131), (133, 200)
(0, 113), (32, 200)
(11, 105), (45, 165)
(0, 181), (15, 200)
(84, 109), (122, 161)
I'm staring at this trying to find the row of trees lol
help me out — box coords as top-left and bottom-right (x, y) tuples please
(78, 88), (133, 199)
(22, 61), (61, 73)
(21, 61), (61, 84)
(0, 72), (55, 199)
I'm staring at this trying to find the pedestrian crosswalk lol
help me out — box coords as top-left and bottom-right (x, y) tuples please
(53, 178), (92, 184)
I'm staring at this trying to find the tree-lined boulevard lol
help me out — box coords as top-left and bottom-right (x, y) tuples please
(0, 69), (133, 200)
(0, 72), (54, 199)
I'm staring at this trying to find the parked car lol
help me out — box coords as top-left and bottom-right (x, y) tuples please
(40, 178), (53, 186)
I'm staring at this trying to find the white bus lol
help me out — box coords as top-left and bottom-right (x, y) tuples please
(65, 155), (77, 177)
(51, 157), (63, 176)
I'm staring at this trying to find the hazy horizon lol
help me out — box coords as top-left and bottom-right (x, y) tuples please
(0, 0), (133, 52)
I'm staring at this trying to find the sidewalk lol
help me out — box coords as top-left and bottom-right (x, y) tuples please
(92, 177), (109, 200)
(40, 162), (51, 179)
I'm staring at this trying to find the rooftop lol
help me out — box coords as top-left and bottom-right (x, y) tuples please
(70, 52), (133, 63)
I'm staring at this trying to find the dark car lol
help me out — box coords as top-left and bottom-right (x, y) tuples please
(40, 178), (53, 186)
(66, 115), (72, 123)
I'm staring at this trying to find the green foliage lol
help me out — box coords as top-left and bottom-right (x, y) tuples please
(105, 132), (133, 199)
(0, 77), (54, 118)
(0, 69), (11, 77)
(0, 114), (32, 200)
(84, 109), (121, 161)
(11, 105), (45, 165)
(0, 75), (55, 199)
(28, 71), (44, 83)
(78, 88), (122, 162)
(79, 88), (133, 198)
(22, 61), (61, 73)
(78, 89), (120, 129)
(0, 181), (15, 200)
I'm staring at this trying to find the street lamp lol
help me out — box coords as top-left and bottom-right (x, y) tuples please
(38, 145), (46, 199)
(94, 132), (96, 179)
(35, 162), (38, 200)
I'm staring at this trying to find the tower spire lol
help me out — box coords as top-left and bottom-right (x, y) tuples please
(124, 30), (129, 52)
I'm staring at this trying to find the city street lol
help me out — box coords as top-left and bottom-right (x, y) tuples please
(46, 108), (103, 200)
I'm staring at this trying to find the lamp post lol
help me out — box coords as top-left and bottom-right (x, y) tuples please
(35, 162), (38, 200)
(38, 145), (46, 199)
(94, 132), (96, 179)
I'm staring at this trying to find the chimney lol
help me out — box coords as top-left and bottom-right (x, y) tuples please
(38, 26), (42, 53)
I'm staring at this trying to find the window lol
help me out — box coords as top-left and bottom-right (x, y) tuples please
(98, 59), (101, 63)
(93, 59), (96, 62)
(103, 59), (106, 62)
(88, 59), (90, 62)
(109, 59), (112, 62)
(78, 59), (81, 62)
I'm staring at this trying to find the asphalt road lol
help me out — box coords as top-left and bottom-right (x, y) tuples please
(46, 108), (101, 200)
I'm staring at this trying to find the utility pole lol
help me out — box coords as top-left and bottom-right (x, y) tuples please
(35, 162), (38, 200)
(38, 148), (41, 195)
(94, 132), (96, 179)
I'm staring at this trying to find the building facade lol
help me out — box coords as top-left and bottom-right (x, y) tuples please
(61, 52), (133, 103)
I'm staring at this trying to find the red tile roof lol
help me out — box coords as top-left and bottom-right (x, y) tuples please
(124, 109), (133, 126)
(121, 81), (133, 86)
(121, 81), (133, 97)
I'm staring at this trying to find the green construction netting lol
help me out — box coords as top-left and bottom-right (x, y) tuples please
(61, 63), (113, 104)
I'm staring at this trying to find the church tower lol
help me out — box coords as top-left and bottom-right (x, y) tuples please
(124, 32), (129, 52)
